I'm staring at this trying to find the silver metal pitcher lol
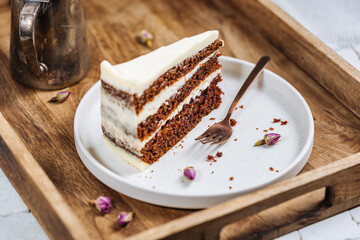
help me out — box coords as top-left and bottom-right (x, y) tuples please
(10, 0), (90, 89)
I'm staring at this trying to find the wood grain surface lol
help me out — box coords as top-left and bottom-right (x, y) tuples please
(0, 0), (359, 239)
(231, 0), (360, 118)
(0, 113), (90, 240)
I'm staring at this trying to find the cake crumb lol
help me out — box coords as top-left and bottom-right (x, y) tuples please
(151, 170), (154, 173)
(207, 155), (216, 162)
(229, 186), (232, 190)
(230, 119), (237, 127)
(281, 121), (288, 125)
(269, 167), (274, 171)
(211, 171), (214, 174)
(263, 130), (268, 132)
(273, 118), (281, 123)
(209, 118), (216, 120)
(152, 186), (155, 189)
(216, 151), (223, 158)
(235, 107), (238, 110)
(269, 127), (274, 131)
(229, 177), (234, 181)
(240, 105), (244, 109)
(234, 138), (237, 141)
(256, 128), (259, 130)
(276, 170), (279, 172)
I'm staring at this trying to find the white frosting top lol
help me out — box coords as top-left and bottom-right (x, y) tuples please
(100, 30), (219, 94)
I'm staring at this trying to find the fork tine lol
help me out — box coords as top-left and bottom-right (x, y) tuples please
(200, 134), (219, 144)
(195, 134), (209, 141)
(199, 134), (216, 143)
(207, 135), (223, 144)
(211, 137), (228, 145)
(195, 128), (213, 141)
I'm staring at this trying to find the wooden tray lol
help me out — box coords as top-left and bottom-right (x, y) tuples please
(0, 0), (359, 239)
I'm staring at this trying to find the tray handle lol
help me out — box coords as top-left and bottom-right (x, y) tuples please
(129, 153), (360, 240)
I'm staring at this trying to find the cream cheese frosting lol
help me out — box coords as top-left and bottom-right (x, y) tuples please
(100, 30), (219, 94)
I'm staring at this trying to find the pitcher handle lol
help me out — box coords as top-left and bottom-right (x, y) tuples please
(19, 1), (49, 77)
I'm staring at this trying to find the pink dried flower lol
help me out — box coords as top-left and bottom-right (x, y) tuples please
(117, 211), (134, 227)
(49, 89), (71, 103)
(184, 167), (196, 180)
(254, 133), (281, 146)
(89, 196), (112, 214)
(137, 30), (153, 48)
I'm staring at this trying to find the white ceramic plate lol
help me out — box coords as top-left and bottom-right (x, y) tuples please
(74, 56), (314, 209)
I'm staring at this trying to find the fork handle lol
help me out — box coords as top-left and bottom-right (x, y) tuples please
(225, 56), (271, 120)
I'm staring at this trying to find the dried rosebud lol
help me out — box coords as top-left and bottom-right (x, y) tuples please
(254, 133), (281, 146)
(117, 211), (134, 227)
(264, 133), (281, 145)
(48, 89), (71, 103)
(184, 167), (196, 180)
(89, 196), (112, 214)
(137, 30), (153, 48)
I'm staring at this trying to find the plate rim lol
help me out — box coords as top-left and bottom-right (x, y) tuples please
(74, 55), (314, 206)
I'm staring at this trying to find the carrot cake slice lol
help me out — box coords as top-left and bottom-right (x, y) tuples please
(101, 30), (224, 170)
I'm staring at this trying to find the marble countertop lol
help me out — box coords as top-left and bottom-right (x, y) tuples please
(1, 0), (360, 239)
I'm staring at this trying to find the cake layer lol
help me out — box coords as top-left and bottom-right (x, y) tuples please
(101, 70), (222, 151)
(101, 88), (137, 138)
(133, 39), (223, 114)
(141, 75), (222, 164)
(101, 30), (219, 94)
(135, 51), (220, 124)
(101, 39), (223, 114)
(102, 120), (142, 155)
(101, 50), (220, 137)
(101, 81), (132, 108)
(137, 56), (221, 140)
(102, 75), (222, 168)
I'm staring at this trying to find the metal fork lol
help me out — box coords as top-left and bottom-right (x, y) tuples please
(195, 56), (271, 145)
